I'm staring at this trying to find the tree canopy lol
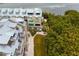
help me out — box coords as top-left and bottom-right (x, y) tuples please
(64, 10), (79, 15)
(43, 10), (79, 56)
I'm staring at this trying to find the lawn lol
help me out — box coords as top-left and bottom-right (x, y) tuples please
(34, 34), (46, 56)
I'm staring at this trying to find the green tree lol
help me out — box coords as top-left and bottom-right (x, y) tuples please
(64, 10), (79, 15)
(44, 10), (79, 56)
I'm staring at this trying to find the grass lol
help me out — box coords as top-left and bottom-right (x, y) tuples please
(34, 34), (46, 56)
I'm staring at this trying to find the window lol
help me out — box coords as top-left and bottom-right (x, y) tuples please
(0, 10), (1, 13)
(13, 33), (16, 37)
(7, 40), (14, 46)
(16, 12), (20, 15)
(36, 13), (40, 15)
(19, 22), (23, 24)
(29, 20), (33, 22)
(28, 13), (33, 15)
(22, 12), (26, 15)
(35, 24), (40, 26)
(3, 10), (7, 14)
(18, 39), (22, 42)
(29, 24), (34, 26)
(9, 11), (13, 14)
(18, 45), (21, 50)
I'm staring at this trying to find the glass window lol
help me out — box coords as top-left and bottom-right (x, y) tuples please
(9, 11), (13, 14)
(36, 13), (40, 15)
(35, 24), (40, 26)
(28, 13), (33, 15)
(29, 20), (33, 22)
(3, 10), (7, 14)
(16, 12), (20, 15)
(29, 24), (34, 26)
(22, 12), (26, 15)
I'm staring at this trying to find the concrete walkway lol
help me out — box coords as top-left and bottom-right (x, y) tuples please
(26, 32), (34, 56)
(26, 31), (47, 56)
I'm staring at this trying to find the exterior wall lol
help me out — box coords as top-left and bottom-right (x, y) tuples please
(0, 8), (42, 17)
(13, 20), (27, 56)
(0, 8), (43, 29)
(27, 17), (42, 30)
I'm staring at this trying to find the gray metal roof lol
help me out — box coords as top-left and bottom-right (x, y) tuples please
(0, 19), (17, 44)
(0, 28), (16, 44)
(0, 39), (19, 54)
(0, 19), (21, 54)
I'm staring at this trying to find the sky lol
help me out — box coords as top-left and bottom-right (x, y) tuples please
(0, 3), (79, 15)
(0, 3), (71, 8)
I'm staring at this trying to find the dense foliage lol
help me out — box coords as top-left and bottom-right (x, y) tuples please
(43, 10), (79, 56)
(29, 28), (37, 36)
(34, 34), (46, 56)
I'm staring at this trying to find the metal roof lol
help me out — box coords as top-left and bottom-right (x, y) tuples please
(0, 19), (8, 22)
(10, 17), (24, 23)
(0, 39), (19, 54)
(16, 18), (24, 22)
(0, 19), (17, 44)
(7, 21), (17, 28)
(0, 28), (16, 44)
